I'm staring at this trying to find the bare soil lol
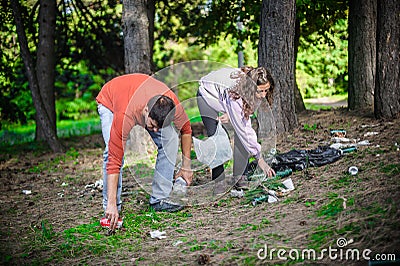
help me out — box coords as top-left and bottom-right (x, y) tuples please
(1, 108), (399, 265)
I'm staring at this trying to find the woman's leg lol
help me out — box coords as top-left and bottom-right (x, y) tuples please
(196, 90), (225, 180)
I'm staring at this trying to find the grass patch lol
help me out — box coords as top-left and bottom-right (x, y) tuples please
(380, 163), (400, 175)
(23, 209), (193, 264)
(0, 118), (101, 146)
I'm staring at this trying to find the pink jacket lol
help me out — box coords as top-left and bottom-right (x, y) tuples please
(198, 68), (261, 159)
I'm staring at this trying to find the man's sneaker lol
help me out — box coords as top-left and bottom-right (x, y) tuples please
(150, 200), (183, 212)
(234, 175), (250, 190)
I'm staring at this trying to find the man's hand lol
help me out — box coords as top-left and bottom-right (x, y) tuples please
(175, 168), (193, 186)
(105, 203), (119, 231)
(179, 134), (194, 185)
(105, 173), (119, 231)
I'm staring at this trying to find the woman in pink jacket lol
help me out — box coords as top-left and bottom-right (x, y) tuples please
(197, 66), (276, 189)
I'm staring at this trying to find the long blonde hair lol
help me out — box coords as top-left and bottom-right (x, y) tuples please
(228, 66), (275, 119)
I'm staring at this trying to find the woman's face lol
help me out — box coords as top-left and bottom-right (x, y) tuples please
(255, 82), (270, 99)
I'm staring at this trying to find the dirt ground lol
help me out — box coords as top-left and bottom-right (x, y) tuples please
(0, 108), (399, 265)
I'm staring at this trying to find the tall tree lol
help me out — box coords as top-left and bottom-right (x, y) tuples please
(348, 0), (376, 113)
(258, 0), (298, 133)
(293, 17), (305, 113)
(36, 0), (57, 140)
(122, 0), (156, 154)
(374, 0), (400, 118)
(10, 0), (64, 152)
(123, 0), (155, 74)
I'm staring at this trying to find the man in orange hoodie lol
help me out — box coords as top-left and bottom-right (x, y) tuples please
(96, 74), (193, 230)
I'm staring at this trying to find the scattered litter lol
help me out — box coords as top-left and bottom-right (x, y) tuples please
(348, 166), (358, 176)
(150, 230), (167, 239)
(357, 140), (370, 146)
(230, 189), (244, 198)
(331, 137), (356, 143)
(275, 168), (293, 178)
(172, 240), (183, 247)
(57, 192), (64, 198)
(330, 140), (369, 150)
(172, 176), (187, 196)
(85, 179), (103, 190)
(251, 195), (267, 206)
(22, 190), (32, 195)
(95, 179), (103, 189)
(61, 182), (68, 187)
(361, 124), (380, 128)
(330, 129), (346, 138)
(272, 146), (342, 171)
(268, 195), (278, 203)
(251, 194), (278, 206)
(100, 217), (123, 229)
(341, 197), (347, 209)
(340, 146), (357, 154)
(282, 178), (295, 191)
(363, 132), (379, 137)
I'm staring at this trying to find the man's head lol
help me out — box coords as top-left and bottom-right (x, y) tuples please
(144, 95), (176, 132)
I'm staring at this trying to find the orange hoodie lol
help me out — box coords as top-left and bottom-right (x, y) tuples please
(96, 73), (192, 174)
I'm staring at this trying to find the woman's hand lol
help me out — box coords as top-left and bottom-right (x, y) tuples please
(258, 158), (276, 178)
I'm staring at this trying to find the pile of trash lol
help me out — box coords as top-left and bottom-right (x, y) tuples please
(234, 128), (374, 206)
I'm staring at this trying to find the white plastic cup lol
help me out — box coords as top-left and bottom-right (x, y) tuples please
(348, 166), (358, 176)
(282, 178), (295, 191)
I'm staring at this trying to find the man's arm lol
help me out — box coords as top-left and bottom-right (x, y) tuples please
(175, 133), (193, 185)
(105, 173), (119, 230)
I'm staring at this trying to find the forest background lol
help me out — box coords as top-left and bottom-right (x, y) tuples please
(1, 0), (351, 146)
(0, 0), (399, 265)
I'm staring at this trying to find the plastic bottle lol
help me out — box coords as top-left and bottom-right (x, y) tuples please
(275, 168), (293, 178)
(173, 176), (187, 196)
(340, 146), (357, 154)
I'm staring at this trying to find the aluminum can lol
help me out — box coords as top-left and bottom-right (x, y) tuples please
(100, 217), (123, 229)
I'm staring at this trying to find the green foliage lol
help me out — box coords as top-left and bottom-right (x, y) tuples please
(297, 19), (348, 98)
(303, 123), (317, 131)
(56, 98), (97, 120)
(1, 0), (350, 134)
(0, 118), (101, 146)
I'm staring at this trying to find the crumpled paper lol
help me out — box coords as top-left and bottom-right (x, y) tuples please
(150, 230), (167, 239)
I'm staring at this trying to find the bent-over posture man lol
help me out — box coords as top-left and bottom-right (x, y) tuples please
(96, 74), (193, 230)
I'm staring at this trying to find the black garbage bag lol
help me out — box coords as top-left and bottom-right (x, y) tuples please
(271, 146), (342, 171)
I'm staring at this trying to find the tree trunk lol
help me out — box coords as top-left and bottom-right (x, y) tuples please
(294, 17), (306, 113)
(258, 0), (298, 133)
(10, 0), (64, 153)
(348, 0), (376, 113)
(123, 0), (154, 75)
(374, 0), (400, 118)
(122, 0), (156, 155)
(36, 0), (57, 141)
